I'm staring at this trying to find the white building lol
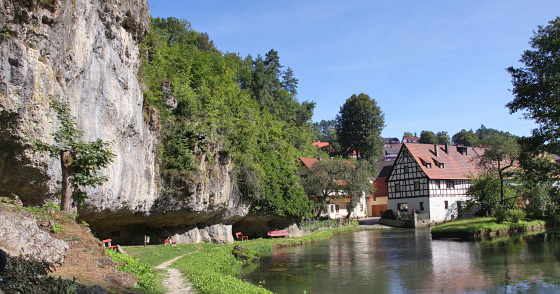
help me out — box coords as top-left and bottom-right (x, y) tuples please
(386, 143), (483, 223)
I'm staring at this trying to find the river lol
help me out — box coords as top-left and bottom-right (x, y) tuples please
(241, 229), (560, 294)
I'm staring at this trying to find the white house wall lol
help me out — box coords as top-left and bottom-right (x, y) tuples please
(387, 197), (429, 214)
(429, 196), (470, 223)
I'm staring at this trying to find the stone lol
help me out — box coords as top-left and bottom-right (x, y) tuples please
(170, 226), (201, 244)
(0, 207), (68, 265)
(0, 0), (251, 244)
(200, 224), (234, 244)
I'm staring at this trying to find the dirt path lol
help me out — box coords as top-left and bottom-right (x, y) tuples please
(155, 253), (195, 294)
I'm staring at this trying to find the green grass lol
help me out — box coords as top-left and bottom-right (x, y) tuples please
(431, 217), (546, 234)
(125, 243), (218, 267)
(105, 249), (164, 294)
(125, 225), (358, 294)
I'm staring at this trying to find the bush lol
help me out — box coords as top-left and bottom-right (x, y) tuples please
(231, 245), (258, 262)
(105, 249), (163, 293)
(495, 209), (526, 223)
(381, 209), (396, 220)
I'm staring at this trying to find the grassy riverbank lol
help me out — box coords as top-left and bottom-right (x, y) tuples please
(431, 217), (546, 240)
(125, 225), (360, 294)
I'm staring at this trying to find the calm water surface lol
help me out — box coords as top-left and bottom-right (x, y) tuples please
(241, 229), (560, 294)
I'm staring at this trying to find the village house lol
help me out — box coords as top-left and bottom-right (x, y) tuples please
(367, 163), (391, 217)
(382, 138), (402, 162)
(402, 136), (420, 143)
(298, 157), (367, 219)
(386, 143), (483, 223)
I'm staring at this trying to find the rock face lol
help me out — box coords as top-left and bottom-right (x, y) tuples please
(0, 0), (251, 243)
(0, 207), (68, 265)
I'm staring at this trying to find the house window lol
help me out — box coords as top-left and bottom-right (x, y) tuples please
(330, 205), (335, 213)
(444, 201), (449, 209)
(419, 202), (424, 211)
(395, 183), (401, 192)
(335, 205), (340, 212)
(397, 203), (408, 212)
(438, 163), (444, 168)
(414, 181), (420, 190)
(404, 166), (408, 173)
(426, 163), (432, 168)
(436, 180), (441, 189)
(448, 180), (455, 189)
(360, 204), (364, 211)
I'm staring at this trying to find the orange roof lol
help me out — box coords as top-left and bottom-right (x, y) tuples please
(403, 143), (484, 180)
(299, 157), (319, 170)
(404, 136), (420, 141)
(312, 142), (330, 148)
(373, 176), (388, 197)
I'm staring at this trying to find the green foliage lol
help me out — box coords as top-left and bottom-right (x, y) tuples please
(231, 245), (258, 262)
(402, 131), (414, 138)
(381, 209), (396, 220)
(495, 209), (526, 223)
(452, 129), (480, 146)
(507, 17), (560, 161)
(431, 217), (545, 234)
(80, 220), (89, 227)
(524, 182), (560, 221)
(43, 201), (61, 212)
(419, 130), (438, 144)
(313, 119), (337, 143)
(436, 131), (450, 145)
(106, 249), (164, 293)
(140, 17), (315, 218)
(51, 223), (62, 233)
(335, 93), (385, 163)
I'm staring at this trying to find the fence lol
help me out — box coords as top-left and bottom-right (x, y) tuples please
(299, 218), (352, 231)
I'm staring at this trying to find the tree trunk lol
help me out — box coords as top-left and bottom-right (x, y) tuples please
(499, 172), (504, 208)
(60, 150), (73, 211)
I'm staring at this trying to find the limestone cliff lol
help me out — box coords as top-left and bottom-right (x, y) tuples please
(0, 0), (250, 243)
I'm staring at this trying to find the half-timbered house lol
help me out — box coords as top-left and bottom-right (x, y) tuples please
(387, 143), (483, 223)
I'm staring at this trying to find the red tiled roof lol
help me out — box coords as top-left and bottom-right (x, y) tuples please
(299, 157), (319, 170)
(403, 137), (420, 141)
(403, 143), (484, 180)
(373, 176), (388, 197)
(312, 142), (330, 148)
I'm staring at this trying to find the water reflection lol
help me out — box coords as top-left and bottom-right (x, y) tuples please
(242, 229), (560, 294)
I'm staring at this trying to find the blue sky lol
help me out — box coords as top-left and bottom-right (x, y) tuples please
(149, 1), (559, 138)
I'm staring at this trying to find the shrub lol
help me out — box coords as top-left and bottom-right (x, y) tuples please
(495, 209), (526, 223)
(231, 245), (258, 262)
(381, 209), (396, 220)
(105, 249), (163, 293)
(51, 223), (62, 233)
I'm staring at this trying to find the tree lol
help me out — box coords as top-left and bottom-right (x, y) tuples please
(452, 129), (479, 147)
(302, 159), (373, 219)
(281, 67), (298, 96)
(403, 132), (414, 138)
(335, 93), (385, 163)
(437, 131), (450, 145)
(301, 160), (347, 217)
(33, 99), (115, 211)
(475, 133), (521, 208)
(507, 17), (560, 179)
(419, 131), (438, 144)
(313, 119), (337, 143)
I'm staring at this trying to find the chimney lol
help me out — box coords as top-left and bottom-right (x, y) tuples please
(444, 143), (450, 154)
(434, 144), (439, 157)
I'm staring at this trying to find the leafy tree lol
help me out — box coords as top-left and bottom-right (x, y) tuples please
(313, 119), (337, 143)
(419, 131), (438, 144)
(475, 133), (521, 208)
(301, 160), (347, 217)
(335, 93), (385, 163)
(33, 99), (115, 211)
(403, 132), (414, 138)
(436, 131), (450, 145)
(452, 129), (480, 147)
(302, 159), (372, 219)
(507, 17), (560, 179)
(467, 175), (502, 216)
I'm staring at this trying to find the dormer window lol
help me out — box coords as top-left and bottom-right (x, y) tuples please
(426, 163), (432, 168)
(438, 163), (444, 168)
(420, 158), (431, 168)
